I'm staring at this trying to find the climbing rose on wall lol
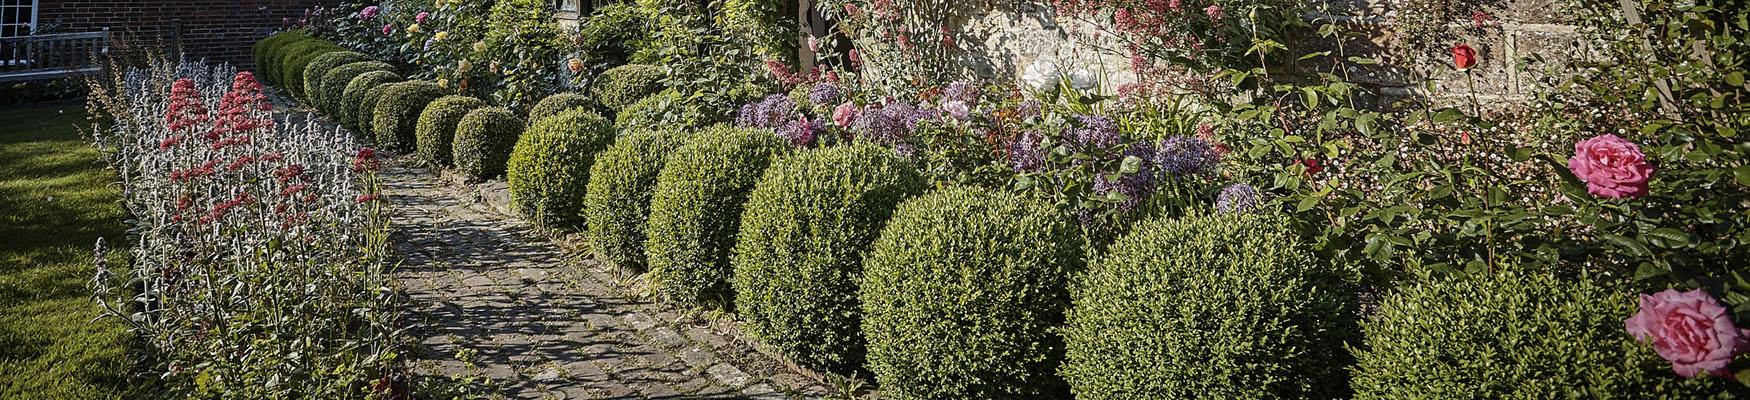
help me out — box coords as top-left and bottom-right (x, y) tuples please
(1567, 134), (1654, 199)
(1625, 288), (1750, 378)
(1453, 43), (1478, 70)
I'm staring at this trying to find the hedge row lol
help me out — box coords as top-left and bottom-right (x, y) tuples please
(644, 125), (789, 307)
(416, 96), (490, 167)
(583, 128), (690, 272)
(507, 109), (617, 229)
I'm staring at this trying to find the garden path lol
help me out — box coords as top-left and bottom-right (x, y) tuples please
(380, 143), (829, 399)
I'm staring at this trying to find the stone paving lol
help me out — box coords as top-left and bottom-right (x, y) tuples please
(384, 161), (831, 399)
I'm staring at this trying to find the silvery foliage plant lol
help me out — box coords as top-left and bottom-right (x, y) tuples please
(87, 56), (405, 399)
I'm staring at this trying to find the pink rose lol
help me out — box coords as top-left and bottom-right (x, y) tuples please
(416, 11), (430, 24)
(360, 5), (380, 20)
(1625, 289), (1749, 378)
(382, 23), (394, 35)
(833, 102), (860, 128)
(1568, 134), (1654, 199)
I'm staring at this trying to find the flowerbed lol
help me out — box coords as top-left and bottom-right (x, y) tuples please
(238, 0), (1750, 398)
(85, 58), (403, 399)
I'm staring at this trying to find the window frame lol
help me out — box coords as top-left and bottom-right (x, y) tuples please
(0, 0), (39, 38)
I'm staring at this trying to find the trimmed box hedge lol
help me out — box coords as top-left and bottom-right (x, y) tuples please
(583, 128), (690, 272)
(276, 40), (345, 99)
(341, 71), (403, 132)
(318, 61), (394, 116)
(528, 93), (597, 124)
(301, 51), (370, 109)
(860, 186), (1082, 399)
(731, 144), (925, 373)
(453, 107), (526, 181)
(1060, 213), (1359, 399)
(252, 31), (308, 84)
(506, 109), (617, 229)
(415, 96), (489, 167)
(643, 125), (788, 308)
(371, 81), (448, 151)
(590, 64), (664, 114)
(1352, 272), (1737, 399)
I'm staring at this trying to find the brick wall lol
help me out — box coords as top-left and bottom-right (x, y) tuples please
(37, 0), (335, 67)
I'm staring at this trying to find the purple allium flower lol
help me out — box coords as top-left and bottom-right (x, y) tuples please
(1068, 115), (1119, 151)
(945, 80), (980, 105)
(736, 94), (795, 129)
(1009, 131), (1045, 172)
(1096, 141), (1160, 212)
(858, 104), (905, 145)
(1157, 135), (1218, 175)
(1016, 100), (1042, 120)
(942, 101), (970, 121)
(776, 118), (824, 148)
(808, 82), (842, 107)
(1216, 183), (1261, 214)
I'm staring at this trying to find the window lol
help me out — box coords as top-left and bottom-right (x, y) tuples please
(557, 0), (580, 13)
(0, 0), (35, 38)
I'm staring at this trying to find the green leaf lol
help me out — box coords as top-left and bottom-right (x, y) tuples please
(1600, 234), (1652, 257)
(1433, 109), (1465, 124)
(1645, 228), (1692, 248)
(1727, 71), (1745, 87)
(1634, 262), (1667, 281)
(1736, 165), (1750, 187)
(1296, 196), (1320, 212)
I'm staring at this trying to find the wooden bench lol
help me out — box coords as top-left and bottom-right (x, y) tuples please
(0, 29), (111, 83)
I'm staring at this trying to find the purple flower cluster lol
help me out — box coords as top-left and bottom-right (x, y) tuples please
(1216, 183), (1261, 214)
(1016, 100), (1042, 120)
(945, 80), (980, 105)
(736, 94), (795, 129)
(808, 82), (842, 107)
(1095, 141), (1161, 212)
(857, 101), (933, 146)
(1156, 135), (1218, 175)
(1069, 115), (1120, 151)
(1009, 131), (1046, 172)
(776, 118), (825, 148)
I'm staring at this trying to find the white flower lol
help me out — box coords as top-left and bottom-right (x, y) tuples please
(1021, 60), (1061, 92)
(942, 101), (970, 121)
(1069, 68), (1098, 91)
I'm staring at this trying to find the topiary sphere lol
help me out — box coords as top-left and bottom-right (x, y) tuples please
(341, 71), (403, 133)
(453, 107), (526, 181)
(590, 64), (665, 113)
(527, 92), (597, 124)
(277, 40), (344, 99)
(1352, 272), (1740, 399)
(371, 81), (448, 152)
(301, 51), (370, 109)
(415, 96), (489, 167)
(860, 186), (1082, 400)
(583, 128), (690, 272)
(318, 61), (394, 116)
(614, 89), (710, 132)
(643, 125), (789, 308)
(1060, 213), (1359, 400)
(252, 31), (308, 83)
(506, 109), (618, 230)
(732, 144), (926, 373)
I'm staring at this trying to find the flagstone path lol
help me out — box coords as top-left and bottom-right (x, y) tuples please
(384, 160), (831, 399)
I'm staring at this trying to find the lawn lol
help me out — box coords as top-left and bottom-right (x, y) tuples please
(0, 103), (147, 399)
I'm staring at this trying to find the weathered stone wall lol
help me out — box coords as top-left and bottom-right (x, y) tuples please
(934, 1), (1588, 106)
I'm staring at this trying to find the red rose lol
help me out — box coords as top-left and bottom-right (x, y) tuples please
(1301, 158), (1322, 176)
(1453, 44), (1478, 71)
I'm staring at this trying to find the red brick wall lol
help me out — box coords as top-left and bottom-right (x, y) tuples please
(37, 0), (336, 67)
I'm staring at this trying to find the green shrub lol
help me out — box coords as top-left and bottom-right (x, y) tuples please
(644, 125), (788, 307)
(415, 96), (489, 167)
(717, 0), (798, 66)
(1060, 213), (1359, 399)
(482, 0), (566, 110)
(527, 93), (597, 124)
(252, 31), (307, 83)
(615, 89), (710, 131)
(731, 144), (925, 373)
(341, 71), (403, 133)
(859, 186), (1082, 399)
(371, 81), (448, 152)
(590, 64), (665, 113)
(276, 40), (344, 99)
(453, 107), (526, 181)
(1352, 272), (1738, 399)
(574, 2), (648, 74)
(506, 109), (617, 229)
(318, 61), (394, 116)
(300, 51), (370, 108)
(583, 128), (690, 272)
(358, 85), (394, 135)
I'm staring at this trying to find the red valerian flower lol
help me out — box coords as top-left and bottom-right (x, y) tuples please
(164, 79), (209, 132)
(356, 193), (382, 203)
(353, 148), (381, 173)
(1452, 44), (1478, 71)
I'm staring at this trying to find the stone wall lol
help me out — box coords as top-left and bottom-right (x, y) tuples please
(933, 1), (1589, 106)
(38, 0), (335, 67)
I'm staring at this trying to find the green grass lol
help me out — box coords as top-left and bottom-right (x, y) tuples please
(0, 103), (146, 399)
